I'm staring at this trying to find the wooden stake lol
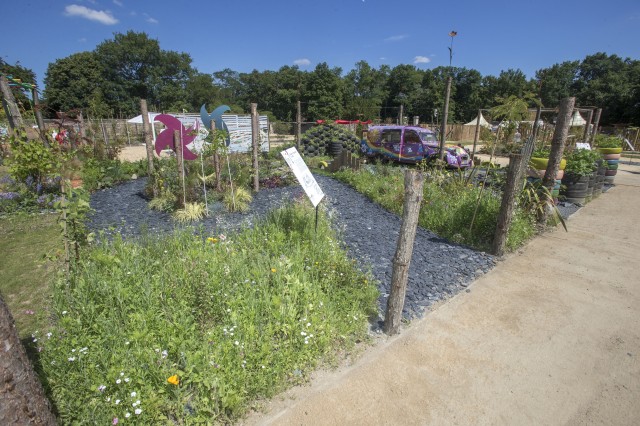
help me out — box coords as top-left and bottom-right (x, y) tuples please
(174, 130), (186, 207)
(492, 153), (526, 256)
(582, 108), (594, 143)
(384, 169), (425, 335)
(140, 99), (156, 196)
(471, 109), (482, 159)
(540, 97), (575, 224)
(31, 87), (46, 136)
(438, 76), (452, 160)
(209, 121), (222, 192)
(251, 103), (260, 192)
(296, 100), (302, 149)
(591, 108), (602, 144)
(0, 75), (24, 133)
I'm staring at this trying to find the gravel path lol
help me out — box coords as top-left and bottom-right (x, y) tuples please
(88, 175), (496, 319)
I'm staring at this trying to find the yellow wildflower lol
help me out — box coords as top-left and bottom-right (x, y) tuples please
(271, 268), (276, 273)
(207, 237), (218, 244)
(167, 375), (179, 386)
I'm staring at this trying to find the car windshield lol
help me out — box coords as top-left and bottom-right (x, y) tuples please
(419, 132), (437, 144)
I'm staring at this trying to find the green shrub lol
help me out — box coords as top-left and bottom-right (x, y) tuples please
(564, 148), (601, 176)
(594, 134), (622, 148)
(173, 202), (207, 222)
(223, 187), (252, 212)
(39, 203), (378, 424)
(334, 166), (536, 252)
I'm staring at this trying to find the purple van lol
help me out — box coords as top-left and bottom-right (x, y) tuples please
(360, 125), (471, 168)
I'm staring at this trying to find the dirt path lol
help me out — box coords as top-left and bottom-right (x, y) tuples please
(243, 161), (640, 425)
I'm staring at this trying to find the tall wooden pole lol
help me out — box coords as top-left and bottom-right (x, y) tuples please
(0, 75), (25, 133)
(492, 153), (526, 256)
(173, 130), (186, 207)
(439, 76), (452, 160)
(210, 121), (222, 192)
(399, 103), (404, 126)
(591, 108), (602, 144)
(582, 108), (594, 143)
(251, 103), (260, 192)
(540, 97), (575, 224)
(296, 100), (302, 149)
(31, 88), (45, 135)
(384, 169), (424, 335)
(471, 109), (482, 160)
(140, 99), (156, 196)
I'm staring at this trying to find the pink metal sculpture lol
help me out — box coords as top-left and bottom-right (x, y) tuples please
(154, 114), (198, 160)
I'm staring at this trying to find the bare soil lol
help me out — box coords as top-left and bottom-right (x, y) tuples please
(242, 161), (640, 425)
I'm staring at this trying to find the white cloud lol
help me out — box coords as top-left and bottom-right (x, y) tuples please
(293, 58), (311, 66)
(113, 0), (123, 6)
(413, 56), (431, 64)
(384, 34), (407, 42)
(64, 4), (118, 25)
(78, 37), (87, 42)
(143, 12), (158, 24)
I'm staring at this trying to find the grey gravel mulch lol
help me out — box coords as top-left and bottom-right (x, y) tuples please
(87, 175), (498, 321)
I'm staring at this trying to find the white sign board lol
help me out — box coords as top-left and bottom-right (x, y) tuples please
(281, 147), (325, 207)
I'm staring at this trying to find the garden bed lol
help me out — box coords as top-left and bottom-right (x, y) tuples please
(87, 175), (496, 320)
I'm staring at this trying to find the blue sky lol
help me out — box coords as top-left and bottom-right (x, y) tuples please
(2, 0), (639, 88)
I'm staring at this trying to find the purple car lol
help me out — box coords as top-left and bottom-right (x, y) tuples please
(360, 125), (471, 168)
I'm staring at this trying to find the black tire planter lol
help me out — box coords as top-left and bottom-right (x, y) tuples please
(330, 141), (343, 157)
(561, 173), (589, 204)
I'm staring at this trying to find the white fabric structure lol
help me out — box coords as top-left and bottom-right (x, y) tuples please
(127, 112), (161, 142)
(569, 110), (586, 126)
(464, 112), (492, 128)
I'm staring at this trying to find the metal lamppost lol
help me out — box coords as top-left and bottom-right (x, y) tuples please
(438, 31), (457, 160)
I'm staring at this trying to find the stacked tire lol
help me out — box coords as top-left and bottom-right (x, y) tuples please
(527, 157), (566, 201)
(300, 124), (362, 157)
(598, 147), (622, 184)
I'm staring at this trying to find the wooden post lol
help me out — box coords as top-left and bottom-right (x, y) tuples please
(582, 108), (594, 143)
(296, 100), (302, 149)
(591, 108), (602, 144)
(31, 87), (45, 135)
(0, 75), (25, 132)
(439, 76), (452, 160)
(399, 103), (404, 126)
(492, 153), (526, 256)
(140, 99), (156, 195)
(384, 169), (425, 335)
(174, 130), (186, 207)
(78, 111), (86, 143)
(251, 103), (260, 192)
(471, 109), (482, 160)
(210, 121), (222, 192)
(540, 97), (575, 224)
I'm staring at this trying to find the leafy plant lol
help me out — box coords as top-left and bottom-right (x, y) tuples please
(173, 202), (207, 222)
(54, 184), (94, 263)
(223, 187), (252, 212)
(6, 131), (66, 185)
(39, 203), (378, 423)
(594, 134), (622, 148)
(564, 148), (600, 177)
(148, 187), (176, 212)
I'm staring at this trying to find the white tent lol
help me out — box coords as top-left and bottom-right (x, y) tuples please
(569, 110), (586, 126)
(464, 112), (492, 128)
(127, 112), (161, 142)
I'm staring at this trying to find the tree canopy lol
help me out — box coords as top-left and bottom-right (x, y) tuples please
(34, 33), (640, 126)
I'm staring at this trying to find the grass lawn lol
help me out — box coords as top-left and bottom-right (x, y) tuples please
(0, 212), (61, 338)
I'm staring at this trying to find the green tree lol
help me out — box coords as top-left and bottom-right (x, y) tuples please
(43, 52), (105, 116)
(95, 31), (194, 115)
(536, 61), (579, 108)
(304, 62), (343, 121)
(343, 60), (388, 120)
(0, 59), (37, 117)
